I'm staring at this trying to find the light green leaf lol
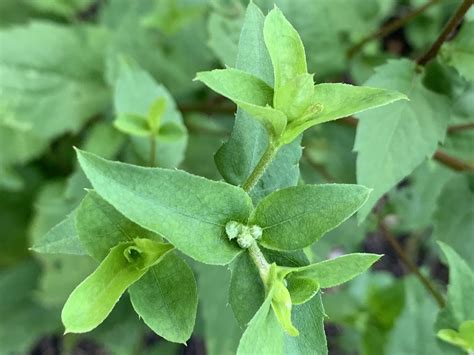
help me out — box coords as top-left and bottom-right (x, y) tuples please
(273, 73), (314, 122)
(62, 239), (173, 333)
(270, 267), (299, 336)
(129, 253), (197, 343)
(237, 291), (327, 355)
(158, 121), (187, 141)
(436, 242), (474, 331)
(195, 68), (273, 108)
(214, 2), (302, 203)
(252, 184), (371, 250)
(355, 59), (450, 221)
(263, 6), (307, 91)
(77, 149), (252, 265)
(148, 97), (166, 133)
(32, 211), (85, 255)
(237, 288), (284, 355)
(285, 275), (319, 305)
(281, 82), (407, 145)
(76, 191), (160, 260)
(114, 113), (150, 137)
(438, 320), (474, 353)
(286, 253), (382, 289)
(441, 21), (474, 82)
(195, 68), (286, 136)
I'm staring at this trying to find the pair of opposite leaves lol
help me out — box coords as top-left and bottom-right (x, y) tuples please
(67, 149), (380, 338)
(195, 7), (407, 146)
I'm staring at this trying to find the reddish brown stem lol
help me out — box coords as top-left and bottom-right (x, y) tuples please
(379, 222), (446, 308)
(416, 0), (473, 66)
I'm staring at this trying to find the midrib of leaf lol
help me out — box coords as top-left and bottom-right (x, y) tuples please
(149, 266), (180, 332)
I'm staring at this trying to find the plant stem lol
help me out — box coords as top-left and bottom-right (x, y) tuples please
(242, 141), (278, 193)
(347, 0), (439, 58)
(447, 122), (474, 134)
(416, 0), (473, 66)
(248, 241), (271, 284)
(433, 150), (474, 172)
(379, 221), (446, 308)
(149, 135), (156, 167)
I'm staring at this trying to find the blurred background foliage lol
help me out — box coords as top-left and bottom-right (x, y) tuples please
(0, 0), (473, 354)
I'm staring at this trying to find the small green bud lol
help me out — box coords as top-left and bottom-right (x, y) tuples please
(225, 220), (242, 240)
(249, 225), (263, 240)
(237, 232), (254, 249)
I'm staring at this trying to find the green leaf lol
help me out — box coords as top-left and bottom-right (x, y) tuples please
(196, 263), (242, 355)
(441, 21), (474, 82)
(114, 113), (150, 137)
(148, 97), (167, 133)
(237, 291), (327, 355)
(252, 184), (371, 250)
(438, 320), (474, 353)
(286, 253), (382, 289)
(273, 73), (315, 122)
(355, 59), (450, 221)
(0, 22), (109, 143)
(195, 68), (286, 136)
(214, 2), (302, 203)
(263, 6), (307, 92)
(269, 266), (299, 336)
(434, 175), (474, 269)
(386, 277), (446, 355)
(436, 242), (474, 331)
(158, 121), (187, 141)
(76, 191), (160, 260)
(237, 289), (284, 355)
(129, 253), (197, 343)
(285, 275), (319, 305)
(32, 211), (85, 255)
(281, 83), (407, 145)
(77, 150), (252, 265)
(62, 239), (173, 333)
(114, 62), (187, 168)
(229, 249), (308, 327)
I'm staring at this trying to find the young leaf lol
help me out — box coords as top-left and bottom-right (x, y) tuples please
(273, 73), (314, 122)
(437, 320), (474, 353)
(286, 276), (320, 305)
(355, 59), (450, 221)
(263, 7), (307, 92)
(195, 68), (286, 136)
(270, 270), (299, 336)
(252, 184), (371, 251)
(213, 2), (302, 202)
(76, 191), (160, 260)
(286, 253), (382, 289)
(76, 150), (252, 265)
(280, 83), (408, 145)
(148, 97), (167, 133)
(158, 121), (186, 141)
(32, 211), (86, 255)
(129, 253), (197, 343)
(113, 113), (150, 137)
(62, 240), (172, 333)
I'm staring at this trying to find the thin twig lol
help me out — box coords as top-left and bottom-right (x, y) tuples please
(379, 221), (446, 308)
(433, 150), (474, 171)
(416, 0), (473, 66)
(447, 122), (474, 134)
(347, 0), (440, 58)
(149, 136), (156, 167)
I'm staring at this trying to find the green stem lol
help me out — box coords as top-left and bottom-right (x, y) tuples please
(149, 135), (156, 167)
(248, 241), (271, 284)
(242, 141), (278, 193)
